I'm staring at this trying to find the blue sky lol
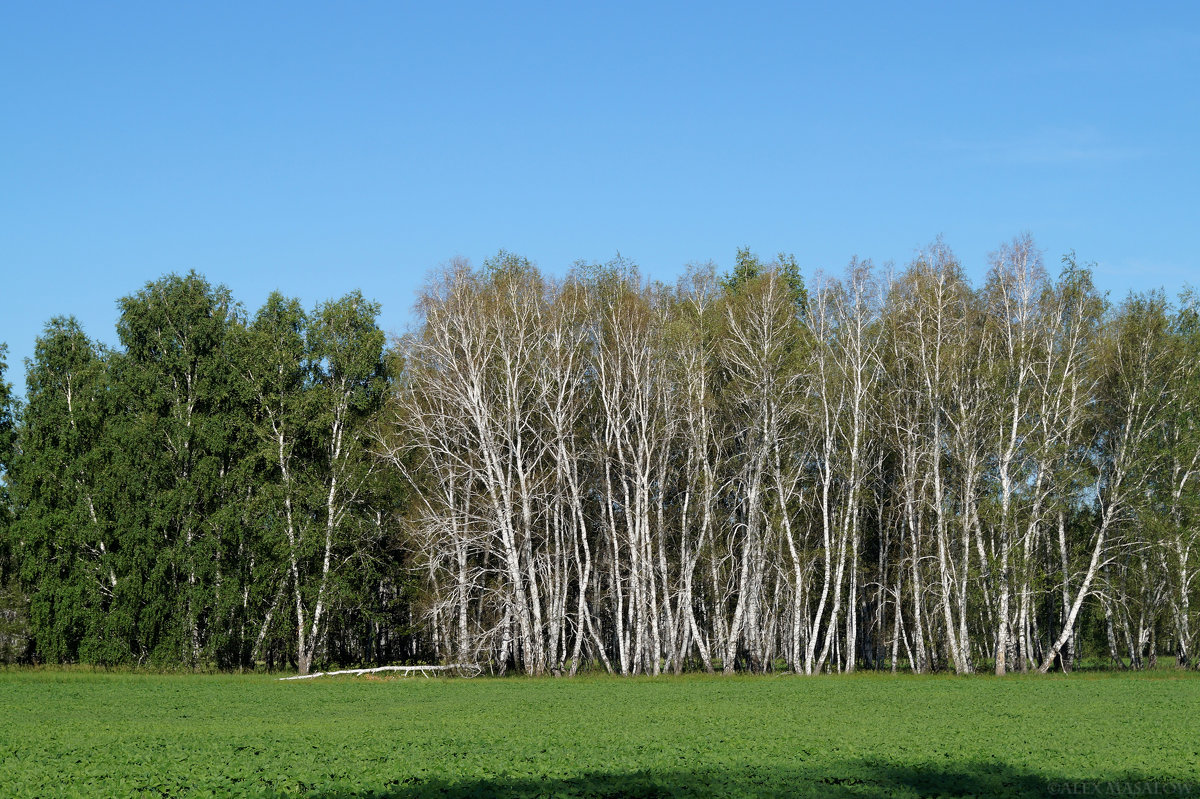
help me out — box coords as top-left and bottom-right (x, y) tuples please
(2, 2), (1197, 387)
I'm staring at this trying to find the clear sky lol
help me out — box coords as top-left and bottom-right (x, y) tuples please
(2, 2), (1197, 388)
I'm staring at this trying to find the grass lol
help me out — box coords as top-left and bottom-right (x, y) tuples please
(2, 669), (1198, 797)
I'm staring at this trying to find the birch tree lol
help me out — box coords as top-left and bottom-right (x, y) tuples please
(115, 273), (243, 667)
(1037, 293), (1171, 672)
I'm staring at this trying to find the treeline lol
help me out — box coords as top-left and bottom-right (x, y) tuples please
(1, 238), (1198, 675)
(0, 275), (413, 670)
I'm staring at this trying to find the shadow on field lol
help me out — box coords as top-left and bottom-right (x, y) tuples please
(305, 760), (1200, 798)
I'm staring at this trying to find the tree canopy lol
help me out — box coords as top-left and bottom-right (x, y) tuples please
(2, 245), (1199, 675)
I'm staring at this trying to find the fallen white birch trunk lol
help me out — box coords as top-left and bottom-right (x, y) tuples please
(279, 664), (480, 681)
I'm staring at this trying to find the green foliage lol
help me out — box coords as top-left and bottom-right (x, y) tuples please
(483, 249), (538, 282)
(309, 290), (387, 421)
(0, 335), (26, 659)
(722, 247), (808, 314)
(0, 343), (17, 597)
(5, 253), (1200, 675)
(10, 276), (402, 671)
(8, 319), (108, 663)
(0, 343), (15, 522)
(0, 672), (1197, 797)
(109, 273), (247, 666)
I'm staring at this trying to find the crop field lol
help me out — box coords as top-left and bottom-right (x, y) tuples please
(1, 671), (1198, 798)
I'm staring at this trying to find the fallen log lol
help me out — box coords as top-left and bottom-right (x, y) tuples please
(279, 664), (481, 681)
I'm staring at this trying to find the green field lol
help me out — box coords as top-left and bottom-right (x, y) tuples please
(2, 671), (1198, 798)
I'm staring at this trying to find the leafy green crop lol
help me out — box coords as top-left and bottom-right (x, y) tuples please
(1, 671), (1197, 797)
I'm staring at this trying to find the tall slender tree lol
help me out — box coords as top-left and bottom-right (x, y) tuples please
(9, 320), (114, 662)
(113, 272), (243, 666)
(0, 342), (25, 661)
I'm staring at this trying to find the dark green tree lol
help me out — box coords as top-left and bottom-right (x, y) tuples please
(0, 343), (16, 546)
(0, 342), (28, 661)
(722, 247), (807, 314)
(8, 320), (112, 662)
(112, 272), (245, 667)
